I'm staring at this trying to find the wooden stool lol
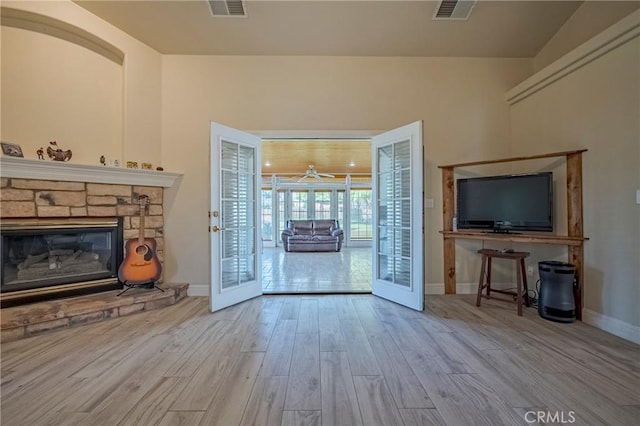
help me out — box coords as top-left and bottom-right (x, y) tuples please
(476, 249), (531, 316)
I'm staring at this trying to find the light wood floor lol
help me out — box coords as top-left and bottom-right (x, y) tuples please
(1, 294), (638, 425)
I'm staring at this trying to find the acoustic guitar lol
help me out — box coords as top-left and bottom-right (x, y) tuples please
(118, 195), (162, 285)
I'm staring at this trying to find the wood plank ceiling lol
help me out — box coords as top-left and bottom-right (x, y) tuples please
(261, 139), (371, 177)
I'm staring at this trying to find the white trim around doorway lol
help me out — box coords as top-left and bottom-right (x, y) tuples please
(251, 130), (383, 139)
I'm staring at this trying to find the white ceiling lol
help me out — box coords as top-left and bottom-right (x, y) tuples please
(74, 0), (585, 57)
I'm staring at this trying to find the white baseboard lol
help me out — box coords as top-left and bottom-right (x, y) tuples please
(582, 309), (640, 344)
(425, 282), (477, 295)
(425, 282), (514, 295)
(424, 283), (445, 294)
(187, 284), (209, 297)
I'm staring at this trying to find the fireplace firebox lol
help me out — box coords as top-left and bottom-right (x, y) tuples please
(1, 217), (124, 307)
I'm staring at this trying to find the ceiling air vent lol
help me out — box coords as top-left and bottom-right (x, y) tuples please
(208, 0), (247, 17)
(433, 0), (475, 20)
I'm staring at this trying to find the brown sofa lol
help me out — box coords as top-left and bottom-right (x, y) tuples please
(281, 219), (344, 252)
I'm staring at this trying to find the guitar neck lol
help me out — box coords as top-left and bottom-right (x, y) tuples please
(138, 200), (147, 245)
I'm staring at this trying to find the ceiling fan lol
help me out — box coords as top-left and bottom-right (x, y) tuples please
(296, 165), (335, 182)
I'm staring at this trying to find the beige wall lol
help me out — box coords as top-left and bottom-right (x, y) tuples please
(534, 1), (640, 72)
(160, 55), (532, 294)
(1, 1), (162, 166)
(511, 35), (640, 327)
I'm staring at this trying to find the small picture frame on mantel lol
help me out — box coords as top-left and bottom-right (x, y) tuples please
(1, 142), (24, 158)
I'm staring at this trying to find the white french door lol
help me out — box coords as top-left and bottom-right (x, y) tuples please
(372, 121), (424, 310)
(209, 122), (262, 312)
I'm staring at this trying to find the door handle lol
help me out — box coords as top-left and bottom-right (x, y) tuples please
(211, 225), (225, 232)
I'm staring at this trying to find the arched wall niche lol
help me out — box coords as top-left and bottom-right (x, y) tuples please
(1, 7), (125, 165)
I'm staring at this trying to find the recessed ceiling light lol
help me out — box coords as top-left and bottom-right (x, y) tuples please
(265, 161), (271, 167)
(349, 161), (356, 167)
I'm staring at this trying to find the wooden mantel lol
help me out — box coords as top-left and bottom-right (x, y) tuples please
(438, 150), (588, 320)
(0, 156), (182, 188)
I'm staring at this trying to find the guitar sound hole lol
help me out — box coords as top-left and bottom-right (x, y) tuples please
(135, 245), (148, 256)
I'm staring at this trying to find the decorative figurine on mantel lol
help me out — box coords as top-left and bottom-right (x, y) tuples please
(46, 141), (72, 161)
(100, 155), (106, 166)
(36, 147), (45, 159)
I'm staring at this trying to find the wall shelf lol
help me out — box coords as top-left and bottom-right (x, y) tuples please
(438, 149), (587, 169)
(438, 150), (588, 320)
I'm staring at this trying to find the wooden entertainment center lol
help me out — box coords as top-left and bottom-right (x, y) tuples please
(439, 150), (588, 320)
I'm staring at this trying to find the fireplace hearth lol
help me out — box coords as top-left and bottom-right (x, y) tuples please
(1, 217), (124, 307)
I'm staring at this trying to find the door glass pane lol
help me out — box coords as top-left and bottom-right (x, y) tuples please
(398, 169), (411, 198)
(376, 140), (411, 287)
(222, 201), (239, 227)
(378, 172), (392, 201)
(395, 258), (411, 286)
(221, 141), (238, 169)
(337, 191), (345, 229)
(378, 254), (392, 281)
(392, 200), (402, 227)
(400, 200), (411, 227)
(397, 228), (411, 258)
(314, 191), (331, 220)
(378, 201), (389, 226)
(378, 146), (392, 172)
(221, 258), (238, 290)
(222, 171), (238, 199)
(220, 141), (256, 290)
(238, 172), (254, 200)
(350, 189), (372, 240)
(291, 191), (308, 220)
(240, 255), (255, 283)
(261, 190), (272, 241)
(378, 226), (391, 254)
(239, 145), (254, 172)
(246, 201), (256, 227)
(238, 229), (255, 255)
(393, 140), (411, 168)
(277, 190), (286, 242)
(222, 230), (239, 258)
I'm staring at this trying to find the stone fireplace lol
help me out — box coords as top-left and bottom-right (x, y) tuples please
(0, 157), (181, 308)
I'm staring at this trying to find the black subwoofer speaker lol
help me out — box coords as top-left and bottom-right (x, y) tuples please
(538, 261), (576, 323)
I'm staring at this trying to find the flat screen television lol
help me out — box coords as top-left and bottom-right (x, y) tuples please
(456, 172), (553, 233)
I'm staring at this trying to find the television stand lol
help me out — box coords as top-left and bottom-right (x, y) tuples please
(438, 149), (588, 320)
